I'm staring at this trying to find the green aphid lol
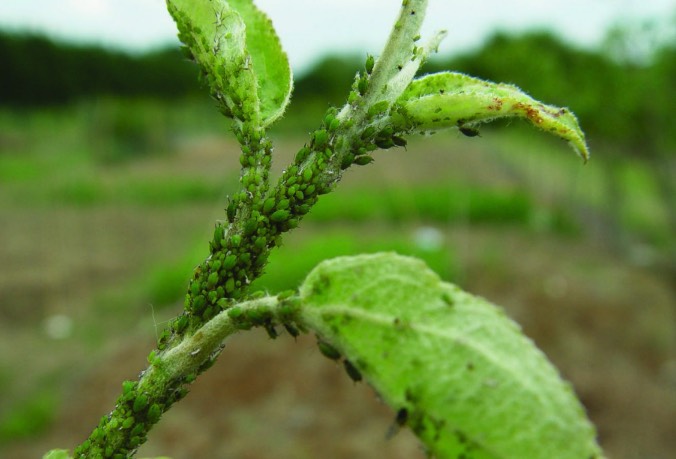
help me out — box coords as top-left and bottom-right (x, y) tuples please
(367, 100), (390, 118)
(305, 184), (316, 196)
(354, 156), (374, 166)
(175, 315), (188, 333)
(210, 259), (222, 272)
(360, 126), (376, 139)
(133, 394), (148, 413)
(230, 234), (242, 247)
(277, 199), (290, 210)
(208, 290), (218, 304)
(190, 280), (200, 296)
(130, 423), (145, 437)
(213, 225), (224, 246)
(228, 306), (244, 319)
(329, 117), (341, 132)
(192, 295), (207, 313)
(254, 236), (267, 250)
(341, 153), (355, 170)
(297, 204), (311, 215)
(348, 90), (359, 104)
(263, 197), (276, 214)
(312, 129), (329, 150)
(225, 277), (235, 293)
(302, 167), (314, 182)
(358, 75), (369, 95)
(226, 199), (237, 222)
(317, 339), (341, 360)
(129, 436), (142, 448)
(295, 190), (304, 200)
(375, 137), (396, 149)
(295, 146), (311, 163)
(223, 254), (238, 270)
(270, 209), (291, 223)
(243, 218), (258, 236)
(122, 380), (137, 395)
(392, 136), (407, 147)
(343, 359), (363, 382)
(207, 271), (219, 288)
(365, 54), (375, 74)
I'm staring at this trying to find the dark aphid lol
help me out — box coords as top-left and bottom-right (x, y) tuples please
(264, 323), (278, 339)
(353, 155), (374, 166)
(396, 407), (408, 426)
(459, 125), (480, 137)
(317, 338), (341, 360)
(283, 323), (300, 338)
(392, 136), (407, 148)
(386, 407), (409, 439)
(343, 359), (362, 382)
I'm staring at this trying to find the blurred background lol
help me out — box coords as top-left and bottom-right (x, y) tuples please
(0, 1), (674, 458)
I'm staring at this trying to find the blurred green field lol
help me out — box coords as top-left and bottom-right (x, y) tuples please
(0, 98), (674, 459)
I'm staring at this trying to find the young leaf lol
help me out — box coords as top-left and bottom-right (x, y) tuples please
(298, 253), (604, 459)
(227, 0), (293, 126)
(399, 72), (590, 161)
(166, 0), (258, 123)
(166, 0), (292, 127)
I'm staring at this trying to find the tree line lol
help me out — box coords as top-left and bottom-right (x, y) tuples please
(1, 29), (674, 153)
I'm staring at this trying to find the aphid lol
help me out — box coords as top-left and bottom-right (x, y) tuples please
(206, 271), (219, 288)
(270, 209), (291, 223)
(392, 136), (407, 148)
(365, 54), (375, 74)
(343, 359), (362, 382)
(283, 323), (300, 338)
(396, 407), (408, 426)
(317, 338), (341, 360)
(133, 394), (148, 413)
(264, 323), (278, 339)
(354, 155), (374, 166)
(226, 198), (237, 222)
(386, 407), (409, 439)
(459, 125), (480, 137)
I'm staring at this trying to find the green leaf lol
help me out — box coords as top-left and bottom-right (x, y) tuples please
(166, 0), (292, 127)
(298, 253), (604, 459)
(399, 72), (590, 161)
(227, 0), (293, 126)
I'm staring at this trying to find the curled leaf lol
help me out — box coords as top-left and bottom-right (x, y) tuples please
(227, 0), (293, 126)
(299, 253), (604, 459)
(166, 0), (292, 127)
(399, 72), (589, 161)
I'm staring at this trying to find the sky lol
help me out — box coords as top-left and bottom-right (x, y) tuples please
(0, 0), (674, 72)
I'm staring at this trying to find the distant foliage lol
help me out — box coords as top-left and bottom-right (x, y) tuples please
(0, 31), (200, 106)
(2, 29), (673, 156)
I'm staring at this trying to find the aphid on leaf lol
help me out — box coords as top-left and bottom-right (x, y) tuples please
(283, 323), (300, 338)
(343, 359), (362, 382)
(386, 407), (409, 438)
(459, 125), (480, 137)
(317, 338), (341, 360)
